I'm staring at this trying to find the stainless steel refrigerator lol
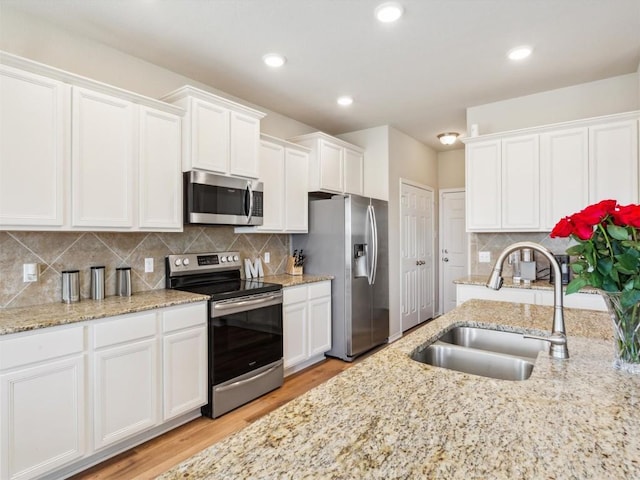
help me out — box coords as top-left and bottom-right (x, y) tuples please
(293, 194), (389, 361)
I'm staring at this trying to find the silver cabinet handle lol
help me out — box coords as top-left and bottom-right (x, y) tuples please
(246, 183), (254, 224)
(216, 362), (282, 393)
(213, 294), (280, 310)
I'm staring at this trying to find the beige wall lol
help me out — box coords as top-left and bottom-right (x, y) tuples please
(0, 7), (316, 139)
(467, 73), (639, 135)
(437, 149), (465, 189)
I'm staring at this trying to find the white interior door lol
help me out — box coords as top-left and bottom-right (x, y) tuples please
(401, 182), (434, 332)
(440, 189), (467, 314)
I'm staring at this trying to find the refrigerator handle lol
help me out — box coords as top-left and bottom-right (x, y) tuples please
(368, 204), (378, 285)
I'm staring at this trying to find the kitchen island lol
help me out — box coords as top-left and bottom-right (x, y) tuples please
(158, 299), (640, 479)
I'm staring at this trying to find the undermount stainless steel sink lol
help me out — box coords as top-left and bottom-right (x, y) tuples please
(410, 326), (548, 381)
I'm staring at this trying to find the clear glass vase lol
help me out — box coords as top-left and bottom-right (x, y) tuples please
(602, 291), (640, 374)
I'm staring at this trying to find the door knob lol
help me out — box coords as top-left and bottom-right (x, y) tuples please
(443, 258), (449, 262)
(416, 260), (420, 266)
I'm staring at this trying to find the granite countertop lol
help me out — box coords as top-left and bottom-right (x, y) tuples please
(263, 273), (334, 288)
(455, 274), (602, 294)
(0, 290), (209, 336)
(158, 299), (640, 479)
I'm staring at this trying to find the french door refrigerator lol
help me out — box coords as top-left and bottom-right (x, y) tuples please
(293, 194), (389, 361)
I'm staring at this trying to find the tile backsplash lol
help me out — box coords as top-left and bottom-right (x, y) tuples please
(469, 232), (573, 279)
(0, 227), (290, 309)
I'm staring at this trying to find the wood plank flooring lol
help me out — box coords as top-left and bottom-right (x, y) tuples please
(70, 358), (357, 480)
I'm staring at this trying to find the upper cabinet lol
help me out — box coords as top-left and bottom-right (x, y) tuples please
(0, 52), (184, 232)
(161, 86), (265, 179)
(236, 134), (310, 234)
(289, 132), (364, 195)
(464, 111), (639, 232)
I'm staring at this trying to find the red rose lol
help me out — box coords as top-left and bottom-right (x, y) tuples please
(578, 199), (617, 226)
(570, 215), (594, 240)
(613, 204), (640, 228)
(550, 217), (573, 238)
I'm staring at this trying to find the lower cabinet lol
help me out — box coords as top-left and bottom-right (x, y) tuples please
(283, 281), (332, 376)
(456, 284), (606, 311)
(0, 301), (207, 480)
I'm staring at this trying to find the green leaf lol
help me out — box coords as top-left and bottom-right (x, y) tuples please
(607, 224), (630, 241)
(597, 257), (613, 275)
(589, 271), (603, 288)
(566, 277), (588, 294)
(566, 244), (585, 256)
(620, 290), (640, 310)
(602, 276), (619, 292)
(615, 253), (640, 274)
(572, 263), (584, 274)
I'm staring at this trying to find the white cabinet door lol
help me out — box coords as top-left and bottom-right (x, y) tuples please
(0, 66), (69, 228)
(72, 87), (134, 228)
(230, 111), (260, 179)
(283, 285), (308, 369)
(465, 140), (501, 231)
(589, 120), (639, 205)
(318, 140), (343, 193)
(258, 140), (285, 231)
(190, 97), (229, 173)
(163, 326), (207, 420)
(501, 134), (540, 230)
(284, 148), (309, 232)
(139, 106), (182, 230)
(343, 147), (364, 196)
(540, 128), (589, 229)
(308, 292), (331, 357)
(0, 356), (85, 480)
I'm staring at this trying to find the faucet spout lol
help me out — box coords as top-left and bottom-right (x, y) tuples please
(485, 241), (569, 359)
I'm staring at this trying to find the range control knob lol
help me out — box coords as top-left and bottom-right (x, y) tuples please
(175, 258), (182, 266)
(183, 258), (190, 266)
(221, 256), (227, 263)
(227, 255), (234, 262)
(233, 255), (239, 261)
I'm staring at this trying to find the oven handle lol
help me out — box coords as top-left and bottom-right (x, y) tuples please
(215, 361), (282, 393)
(211, 292), (282, 317)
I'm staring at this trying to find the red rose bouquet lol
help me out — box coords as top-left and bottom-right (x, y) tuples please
(550, 199), (640, 370)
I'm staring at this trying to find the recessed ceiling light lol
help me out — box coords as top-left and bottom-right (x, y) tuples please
(507, 46), (532, 61)
(337, 96), (354, 106)
(375, 2), (404, 23)
(263, 53), (286, 68)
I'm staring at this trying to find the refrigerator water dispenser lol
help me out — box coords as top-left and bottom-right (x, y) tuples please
(354, 243), (368, 278)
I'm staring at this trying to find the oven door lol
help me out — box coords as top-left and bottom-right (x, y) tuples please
(209, 291), (283, 386)
(185, 171), (263, 226)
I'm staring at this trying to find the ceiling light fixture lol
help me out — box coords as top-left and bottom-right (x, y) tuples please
(263, 53), (286, 68)
(337, 96), (354, 106)
(375, 2), (404, 23)
(507, 46), (532, 61)
(437, 132), (459, 145)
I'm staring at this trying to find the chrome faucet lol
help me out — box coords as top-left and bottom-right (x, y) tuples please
(486, 241), (569, 359)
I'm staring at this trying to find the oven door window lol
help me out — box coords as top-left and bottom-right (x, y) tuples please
(211, 303), (283, 385)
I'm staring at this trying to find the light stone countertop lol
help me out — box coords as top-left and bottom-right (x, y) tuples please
(263, 273), (333, 288)
(455, 274), (602, 294)
(0, 290), (209, 336)
(157, 299), (640, 480)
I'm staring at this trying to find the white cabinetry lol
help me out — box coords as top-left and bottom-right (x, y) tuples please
(237, 135), (309, 233)
(162, 86), (265, 178)
(0, 326), (85, 480)
(464, 111), (639, 232)
(289, 132), (364, 195)
(0, 65), (69, 228)
(283, 281), (332, 375)
(456, 283), (606, 311)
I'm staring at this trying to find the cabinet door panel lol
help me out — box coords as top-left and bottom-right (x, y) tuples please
(501, 135), (539, 230)
(139, 106), (182, 230)
(465, 140), (501, 230)
(230, 111), (260, 178)
(283, 302), (307, 368)
(94, 339), (158, 449)
(1, 356), (85, 480)
(284, 148), (309, 232)
(343, 148), (364, 196)
(308, 296), (331, 357)
(72, 87), (134, 228)
(0, 66), (68, 227)
(191, 98), (229, 173)
(318, 140), (343, 193)
(540, 128), (589, 229)
(259, 141), (285, 231)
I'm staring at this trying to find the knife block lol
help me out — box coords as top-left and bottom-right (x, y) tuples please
(286, 256), (303, 275)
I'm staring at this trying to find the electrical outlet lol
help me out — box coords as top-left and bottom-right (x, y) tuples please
(479, 251), (491, 263)
(23, 263), (39, 282)
(144, 258), (154, 273)
(264, 252), (270, 264)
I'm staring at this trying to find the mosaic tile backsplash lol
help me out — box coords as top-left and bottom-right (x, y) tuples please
(469, 232), (573, 279)
(0, 227), (289, 309)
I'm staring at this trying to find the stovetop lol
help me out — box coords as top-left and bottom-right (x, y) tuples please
(173, 279), (282, 302)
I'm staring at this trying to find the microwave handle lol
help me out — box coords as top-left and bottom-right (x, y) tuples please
(245, 182), (254, 224)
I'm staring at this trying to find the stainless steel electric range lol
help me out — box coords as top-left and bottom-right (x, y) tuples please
(165, 251), (283, 418)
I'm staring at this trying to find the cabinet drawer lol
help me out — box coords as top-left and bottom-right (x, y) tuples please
(284, 285), (307, 304)
(93, 311), (157, 348)
(0, 326), (84, 371)
(308, 281), (331, 299)
(162, 302), (207, 333)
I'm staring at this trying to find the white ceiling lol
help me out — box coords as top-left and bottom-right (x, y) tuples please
(3, 0), (640, 151)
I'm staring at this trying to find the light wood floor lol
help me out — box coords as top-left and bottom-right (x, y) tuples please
(70, 358), (359, 480)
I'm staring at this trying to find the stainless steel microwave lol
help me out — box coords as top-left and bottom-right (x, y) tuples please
(184, 171), (263, 226)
